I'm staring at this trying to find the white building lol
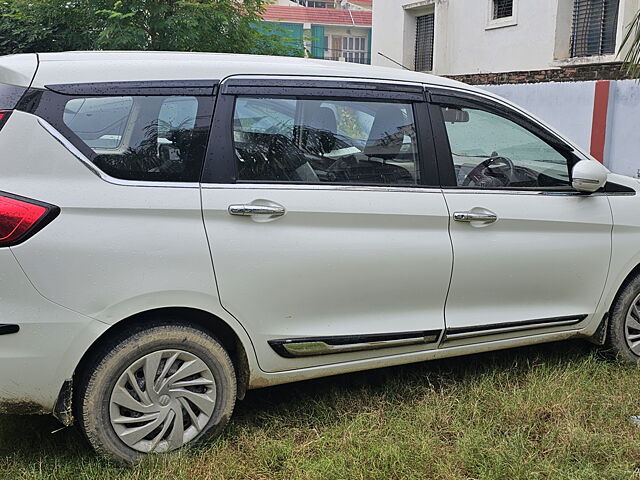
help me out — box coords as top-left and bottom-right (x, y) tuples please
(372, 0), (639, 76)
(371, 0), (640, 177)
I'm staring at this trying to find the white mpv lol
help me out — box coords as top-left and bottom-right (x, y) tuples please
(0, 51), (637, 462)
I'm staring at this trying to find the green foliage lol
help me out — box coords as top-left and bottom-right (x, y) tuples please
(621, 9), (640, 79)
(0, 0), (303, 56)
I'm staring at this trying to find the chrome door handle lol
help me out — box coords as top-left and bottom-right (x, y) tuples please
(228, 204), (285, 217)
(453, 210), (497, 224)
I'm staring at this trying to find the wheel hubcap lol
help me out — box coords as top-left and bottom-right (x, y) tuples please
(109, 349), (217, 453)
(625, 294), (640, 356)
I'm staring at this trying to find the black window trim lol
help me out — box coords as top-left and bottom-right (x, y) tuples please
(428, 87), (581, 190)
(18, 85), (217, 184)
(220, 78), (425, 99)
(202, 79), (441, 187)
(45, 80), (219, 97)
(0, 82), (28, 110)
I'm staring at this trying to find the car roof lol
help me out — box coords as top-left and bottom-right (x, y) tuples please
(29, 51), (479, 92)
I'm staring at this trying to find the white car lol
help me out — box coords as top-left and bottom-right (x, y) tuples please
(0, 51), (637, 463)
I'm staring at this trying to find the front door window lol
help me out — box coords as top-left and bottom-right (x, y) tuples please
(440, 106), (571, 189)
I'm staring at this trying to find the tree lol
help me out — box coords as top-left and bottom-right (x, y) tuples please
(621, 9), (640, 78)
(0, 0), (302, 56)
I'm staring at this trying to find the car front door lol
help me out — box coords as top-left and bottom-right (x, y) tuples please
(200, 78), (452, 372)
(429, 90), (613, 344)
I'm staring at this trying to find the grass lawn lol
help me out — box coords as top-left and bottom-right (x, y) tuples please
(1, 340), (640, 480)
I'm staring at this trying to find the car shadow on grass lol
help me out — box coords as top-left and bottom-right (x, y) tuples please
(0, 339), (603, 465)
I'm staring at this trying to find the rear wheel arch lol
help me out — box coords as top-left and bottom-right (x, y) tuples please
(63, 307), (251, 425)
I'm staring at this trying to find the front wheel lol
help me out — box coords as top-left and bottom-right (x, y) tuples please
(76, 323), (237, 463)
(608, 274), (640, 366)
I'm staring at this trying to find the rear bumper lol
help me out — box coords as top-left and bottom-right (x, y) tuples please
(0, 248), (108, 414)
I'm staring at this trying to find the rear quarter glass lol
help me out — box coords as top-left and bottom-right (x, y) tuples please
(0, 83), (27, 109)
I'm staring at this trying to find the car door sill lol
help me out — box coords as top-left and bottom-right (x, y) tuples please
(443, 315), (587, 341)
(269, 330), (442, 358)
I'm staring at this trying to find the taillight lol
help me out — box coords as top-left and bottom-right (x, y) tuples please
(0, 110), (11, 130)
(0, 193), (59, 247)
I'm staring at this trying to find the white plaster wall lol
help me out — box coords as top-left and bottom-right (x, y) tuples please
(372, 0), (560, 74)
(605, 80), (640, 177)
(371, 0), (425, 69)
(442, 0), (559, 75)
(372, 0), (640, 75)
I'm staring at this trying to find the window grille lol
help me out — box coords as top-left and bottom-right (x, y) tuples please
(571, 0), (620, 57)
(493, 0), (513, 19)
(415, 14), (435, 72)
(341, 37), (368, 64)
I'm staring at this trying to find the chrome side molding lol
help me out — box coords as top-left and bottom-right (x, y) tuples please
(269, 330), (441, 358)
(444, 314), (588, 341)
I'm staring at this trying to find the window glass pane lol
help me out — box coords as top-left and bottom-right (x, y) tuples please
(234, 97), (420, 186)
(63, 96), (208, 182)
(441, 106), (571, 189)
(64, 97), (133, 150)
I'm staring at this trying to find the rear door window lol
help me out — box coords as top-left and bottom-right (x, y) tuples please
(233, 96), (421, 186)
(62, 95), (211, 182)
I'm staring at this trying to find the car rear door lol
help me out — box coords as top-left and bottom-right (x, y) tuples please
(428, 88), (613, 345)
(201, 78), (452, 372)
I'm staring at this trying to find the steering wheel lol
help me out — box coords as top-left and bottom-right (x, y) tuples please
(463, 156), (515, 188)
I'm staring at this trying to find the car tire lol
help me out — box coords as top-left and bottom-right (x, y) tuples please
(75, 322), (237, 464)
(608, 274), (640, 366)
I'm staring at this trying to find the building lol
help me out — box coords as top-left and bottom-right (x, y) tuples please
(371, 0), (640, 177)
(262, 0), (373, 63)
(372, 0), (638, 77)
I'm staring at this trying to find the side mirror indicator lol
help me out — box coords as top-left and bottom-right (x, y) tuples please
(572, 160), (609, 193)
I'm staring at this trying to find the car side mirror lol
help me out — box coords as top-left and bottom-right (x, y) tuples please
(571, 159), (609, 193)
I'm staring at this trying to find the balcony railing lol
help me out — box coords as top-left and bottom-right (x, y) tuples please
(321, 48), (371, 65)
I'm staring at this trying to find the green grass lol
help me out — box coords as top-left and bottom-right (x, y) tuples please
(2, 340), (640, 480)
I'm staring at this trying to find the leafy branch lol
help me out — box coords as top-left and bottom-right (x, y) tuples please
(621, 9), (640, 79)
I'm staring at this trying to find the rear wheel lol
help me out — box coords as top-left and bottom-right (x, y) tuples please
(76, 323), (236, 463)
(608, 274), (640, 366)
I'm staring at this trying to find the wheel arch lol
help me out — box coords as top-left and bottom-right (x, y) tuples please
(608, 262), (640, 312)
(587, 261), (640, 346)
(56, 307), (251, 426)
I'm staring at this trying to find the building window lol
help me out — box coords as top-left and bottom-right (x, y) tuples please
(342, 36), (368, 64)
(570, 0), (620, 57)
(415, 13), (435, 72)
(293, 0), (332, 7)
(492, 0), (513, 19)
